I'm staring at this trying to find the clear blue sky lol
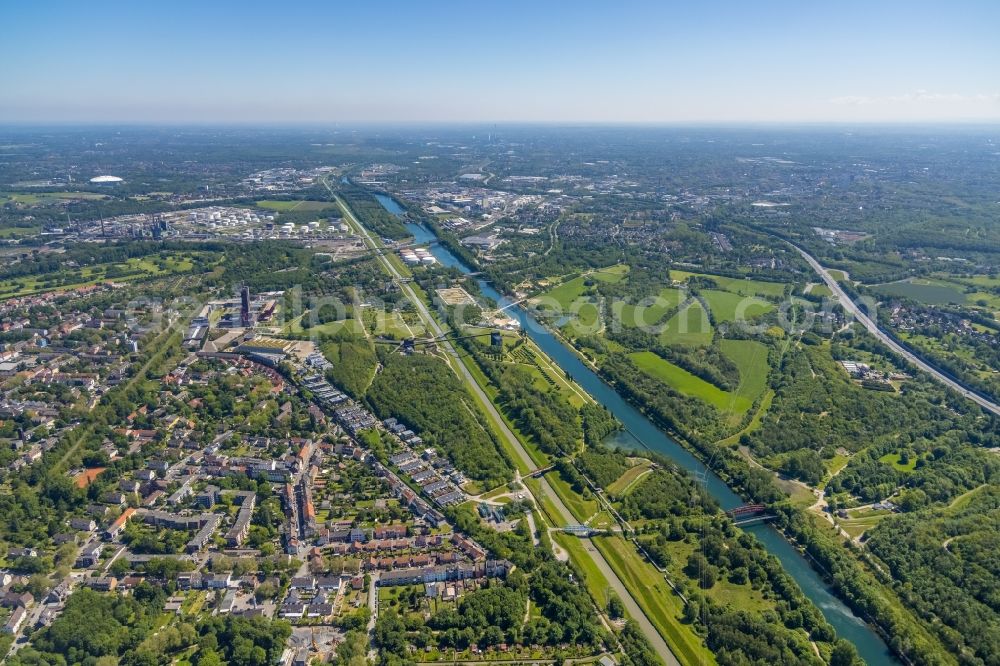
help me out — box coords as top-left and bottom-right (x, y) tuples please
(2, 0), (998, 123)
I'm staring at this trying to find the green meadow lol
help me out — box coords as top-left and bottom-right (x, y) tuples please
(659, 299), (713, 346)
(256, 199), (338, 212)
(871, 278), (968, 305)
(617, 287), (684, 329)
(630, 339), (768, 423)
(701, 289), (774, 322)
(670, 269), (786, 298)
(0, 254), (198, 299)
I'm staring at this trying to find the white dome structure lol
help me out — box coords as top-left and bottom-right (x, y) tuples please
(89, 175), (123, 184)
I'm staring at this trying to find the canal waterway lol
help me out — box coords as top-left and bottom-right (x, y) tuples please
(374, 193), (898, 664)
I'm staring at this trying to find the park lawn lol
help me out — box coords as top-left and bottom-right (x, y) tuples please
(950, 274), (1000, 289)
(606, 460), (653, 496)
(256, 199), (338, 212)
(655, 536), (773, 613)
(283, 315), (366, 338)
(827, 269), (848, 282)
(630, 351), (752, 417)
(362, 308), (424, 338)
(454, 345), (552, 473)
(617, 287), (684, 329)
(822, 451), (852, 482)
(878, 452), (918, 472)
(525, 337), (594, 408)
(0, 192), (42, 204)
(563, 300), (602, 332)
(670, 269), (786, 298)
(128, 255), (196, 274)
(0, 254), (198, 299)
(660, 299), (713, 346)
(966, 291), (1000, 310)
(701, 289), (774, 322)
(593, 535), (715, 666)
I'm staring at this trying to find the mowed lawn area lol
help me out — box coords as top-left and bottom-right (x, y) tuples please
(630, 339), (769, 424)
(281, 314), (366, 338)
(878, 451), (918, 472)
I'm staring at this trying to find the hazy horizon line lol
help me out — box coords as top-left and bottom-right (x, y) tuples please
(2, 119), (1000, 130)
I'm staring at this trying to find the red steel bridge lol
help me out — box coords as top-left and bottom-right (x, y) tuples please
(726, 504), (777, 526)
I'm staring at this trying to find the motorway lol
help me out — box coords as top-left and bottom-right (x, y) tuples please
(334, 192), (681, 666)
(793, 243), (1000, 417)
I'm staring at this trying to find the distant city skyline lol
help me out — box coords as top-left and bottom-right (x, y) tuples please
(3, 0), (998, 124)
